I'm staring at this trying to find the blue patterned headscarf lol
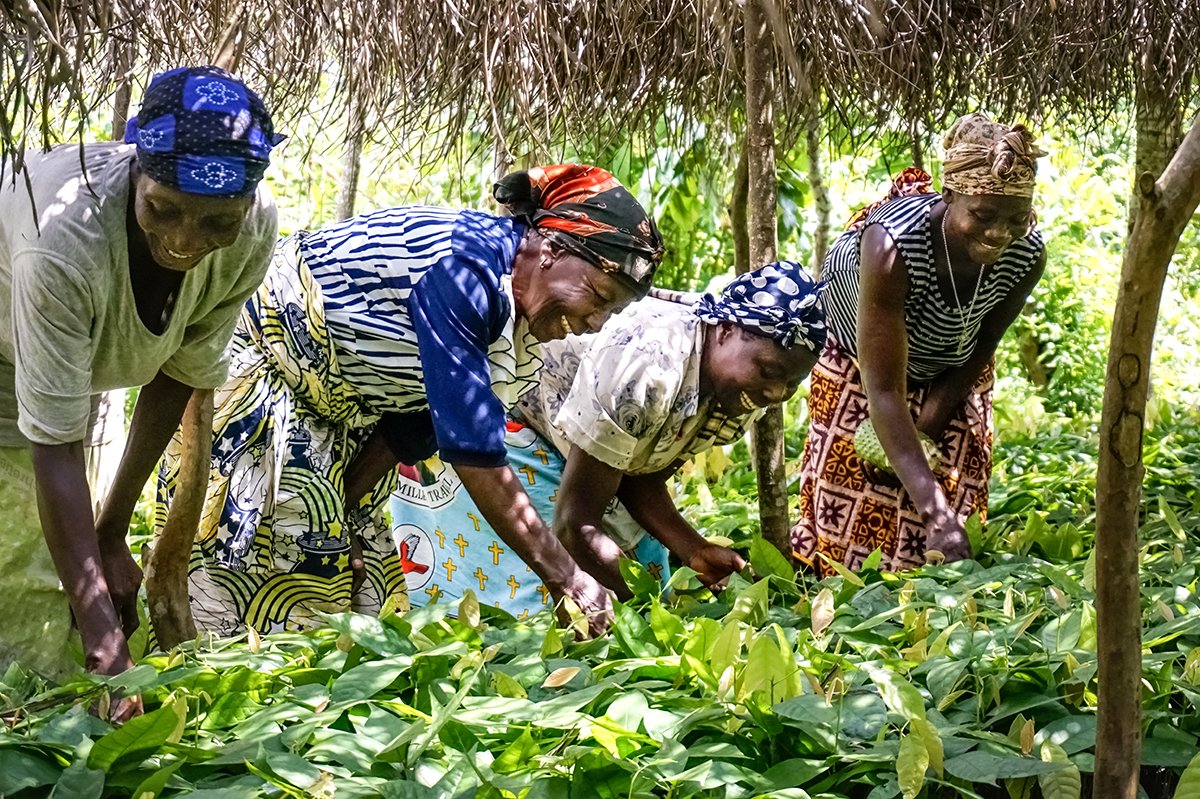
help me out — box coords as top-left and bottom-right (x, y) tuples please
(124, 66), (283, 198)
(696, 261), (828, 353)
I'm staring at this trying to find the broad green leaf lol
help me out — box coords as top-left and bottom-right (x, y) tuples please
(490, 670), (528, 698)
(493, 729), (539, 774)
(129, 760), (183, 799)
(897, 733), (929, 799)
(910, 717), (944, 777)
(944, 752), (1071, 784)
(49, 757), (103, 799)
(611, 601), (661, 658)
(682, 617), (722, 686)
(711, 620), (743, 680)
(322, 612), (410, 656)
(741, 626), (801, 704)
(1037, 741), (1081, 799)
(619, 557), (661, 598)
(87, 694), (187, 772)
(1174, 750), (1200, 799)
(819, 555), (865, 587)
(723, 577), (770, 627)
(648, 600), (686, 649)
(750, 536), (795, 581)
(332, 659), (402, 703)
(864, 664), (926, 721)
(264, 752), (323, 790)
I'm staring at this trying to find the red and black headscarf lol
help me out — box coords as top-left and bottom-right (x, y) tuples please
(493, 164), (664, 293)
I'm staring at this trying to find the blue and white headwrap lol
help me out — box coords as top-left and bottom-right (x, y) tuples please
(124, 66), (284, 198)
(696, 261), (828, 354)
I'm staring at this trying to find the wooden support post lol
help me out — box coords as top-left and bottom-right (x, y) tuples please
(743, 0), (789, 552)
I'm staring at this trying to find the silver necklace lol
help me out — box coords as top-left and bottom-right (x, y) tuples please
(940, 212), (986, 356)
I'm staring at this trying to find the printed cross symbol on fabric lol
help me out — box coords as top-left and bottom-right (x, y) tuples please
(535, 584), (551, 604)
(453, 533), (469, 556)
(195, 80), (241, 106)
(489, 541), (504, 565)
(191, 162), (238, 189)
(473, 567), (488, 590)
(506, 574), (520, 598)
(442, 557), (457, 581)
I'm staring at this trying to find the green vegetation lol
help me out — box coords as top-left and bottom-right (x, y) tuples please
(3, 410), (1200, 797)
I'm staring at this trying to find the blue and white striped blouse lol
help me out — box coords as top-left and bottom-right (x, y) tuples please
(290, 206), (531, 466)
(821, 194), (1044, 382)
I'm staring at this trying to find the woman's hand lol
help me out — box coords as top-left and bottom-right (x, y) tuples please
(687, 543), (746, 590)
(548, 567), (614, 638)
(97, 537), (144, 638)
(923, 505), (972, 564)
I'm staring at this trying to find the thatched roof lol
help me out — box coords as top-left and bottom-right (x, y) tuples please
(2, 1), (1196, 161)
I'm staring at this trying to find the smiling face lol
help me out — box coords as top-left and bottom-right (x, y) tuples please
(131, 169), (254, 271)
(700, 323), (818, 415)
(942, 189), (1034, 265)
(512, 233), (640, 342)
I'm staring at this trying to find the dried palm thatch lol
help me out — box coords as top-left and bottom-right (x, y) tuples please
(1, 1), (1197, 168)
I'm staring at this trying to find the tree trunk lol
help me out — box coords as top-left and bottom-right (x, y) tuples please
(805, 103), (830, 275)
(1091, 82), (1197, 799)
(743, 0), (789, 553)
(730, 149), (749, 275)
(145, 390), (213, 649)
(335, 100), (366, 221)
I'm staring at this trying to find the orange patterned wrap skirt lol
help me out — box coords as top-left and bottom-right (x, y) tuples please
(790, 334), (994, 575)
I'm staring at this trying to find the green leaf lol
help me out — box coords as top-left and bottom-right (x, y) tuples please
(49, 757), (104, 799)
(943, 752), (1071, 785)
(864, 664), (926, 721)
(761, 758), (828, 789)
(263, 752), (323, 790)
(1037, 742), (1081, 799)
(0, 750), (63, 794)
(619, 558), (661, 599)
(910, 717), (944, 777)
(648, 600), (686, 649)
(332, 659), (403, 703)
(87, 694), (187, 772)
(750, 536), (795, 581)
(710, 620), (743, 681)
(723, 577), (770, 627)
(897, 733), (929, 799)
(741, 626), (800, 704)
(611, 601), (661, 658)
(493, 729), (540, 774)
(129, 760), (183, 799)
(1174, 750), (1200, 799)
(323, 612), (410, 656)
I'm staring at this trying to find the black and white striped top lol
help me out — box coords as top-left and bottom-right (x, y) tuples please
(821, 194), (1044, 382)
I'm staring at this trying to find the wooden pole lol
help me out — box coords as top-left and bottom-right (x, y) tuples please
(743, 0), (789, 552)
(1092, 107), (1199, 798)
(805, 101), (830, 275)
(335, 98), (366, 221)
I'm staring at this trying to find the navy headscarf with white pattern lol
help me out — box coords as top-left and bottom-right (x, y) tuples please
(696, 261), (828, 354)
(124, 66), (283, 198)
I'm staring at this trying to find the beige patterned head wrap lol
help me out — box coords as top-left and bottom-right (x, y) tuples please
(942, 113), (1046, 197)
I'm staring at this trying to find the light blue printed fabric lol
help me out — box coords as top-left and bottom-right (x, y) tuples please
(391, 422), (670, 618)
